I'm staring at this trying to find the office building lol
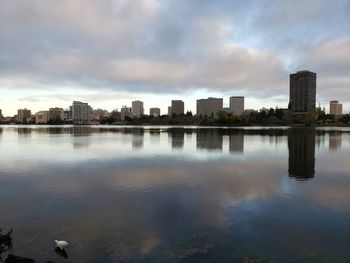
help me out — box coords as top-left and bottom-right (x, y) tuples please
(72, 101), (90, 124)
(17, 108), (31, 123)
(230, 96), (244, 115)
(121, 106), (132, 121)
(150, 108), (161, 117)
(171, 100), (184, 115)
(35, 111), (49, 124)
(49, 107), (64, 122)
(289, 70), (316, 113)
(132, 100), (144, 117)
(329, 100), (343, 116)
(196, 97), (223, 117)
(168, 106), (172, 116)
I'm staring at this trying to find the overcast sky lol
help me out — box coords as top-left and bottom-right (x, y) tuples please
(0, 0), (349, 115)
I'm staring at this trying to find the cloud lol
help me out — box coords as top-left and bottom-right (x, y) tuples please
(0, 0), (349, 106)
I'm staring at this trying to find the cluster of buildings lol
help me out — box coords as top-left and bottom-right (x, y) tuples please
(0, 70), (347, 124)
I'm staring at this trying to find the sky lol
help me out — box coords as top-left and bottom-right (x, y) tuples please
(0, 0), (349, 116)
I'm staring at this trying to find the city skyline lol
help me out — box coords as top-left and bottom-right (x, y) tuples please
(0, 0), (349, 115)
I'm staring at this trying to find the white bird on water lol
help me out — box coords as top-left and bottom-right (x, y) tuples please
(54, 240), (68, 250)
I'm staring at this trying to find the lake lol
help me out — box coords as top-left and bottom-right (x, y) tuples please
(0, 125), (349, 262)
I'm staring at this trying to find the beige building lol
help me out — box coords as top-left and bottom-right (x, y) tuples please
(49, 107), (64, 122)
(132, 100), (144, 117)
(121, 106), (132, 121)
(230, 96), (244, 115)
(329, 100), (343, 116)
(35, 111), (49, 124)
(17, 108), (31, 123)
(197, 97), (223, 117)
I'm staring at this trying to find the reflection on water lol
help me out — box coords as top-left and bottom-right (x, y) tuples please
(288, 128), (315, 181)
(329, 130), (342, 151)
(197, 129), (223, 151)
(229, 131), (244, 153)
(0, 126), (350, 262)
(169, 128), (185, 149)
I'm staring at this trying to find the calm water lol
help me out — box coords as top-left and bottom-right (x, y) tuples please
(0, 125), (349, 262)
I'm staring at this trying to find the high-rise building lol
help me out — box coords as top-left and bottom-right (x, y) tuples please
(35, 111), (49, 124)
(72, 101), (90, 124)
(17, 108), (31, 123)
(289, 70), (316, 113)
(229, 96), (244, 115)
(0, 109), (2, 119)
(49, 107), (64, 122)
(168, 106), (172, 116)
(132, 100), (144, 117)
(150, 108), (160, 117)
(196, 97), (223, 117)
(329, 100), (343, 116)
(171, 100), (184, 115)
(121, 106), (132, 121)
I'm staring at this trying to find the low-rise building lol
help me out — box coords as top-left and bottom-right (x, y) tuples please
(150, 108), (161, 117)
(35, 111), (49, 124)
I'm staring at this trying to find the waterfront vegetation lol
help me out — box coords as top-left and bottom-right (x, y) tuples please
(102, 108), (350, 126)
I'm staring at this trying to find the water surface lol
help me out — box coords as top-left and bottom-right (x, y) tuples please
(0, 126), (349, 262)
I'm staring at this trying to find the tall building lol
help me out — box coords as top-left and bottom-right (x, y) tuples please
(49, 107), (64, 122)
(329, 100), (343, 116)
(196, 97), (223, 117)
(150, 108), (160, 117)
(171, 100), (184, 115)
(35, 111), (49, 124)
(0, 109), (2, 119)
(121, 106), (132, 121)
(17, 108), (31, 123)
(229, 96), (244, 115)
(289, 70), (316, 113)
(72, 101), (90, 124)
(168, 106), (172, 116)
(132, 100), (144, 117)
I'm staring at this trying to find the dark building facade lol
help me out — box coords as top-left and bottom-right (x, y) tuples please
(289, 70), (316, 113)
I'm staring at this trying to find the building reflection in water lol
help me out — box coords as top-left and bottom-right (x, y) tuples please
(196, 129), (223, 152)
(17, 127), (32, 137)
(169, 128), (185, 149)
(329, 131), (342, 151)
(228, 131), (244, 153)
(132, 128), (144, 149)
(149, 128), (161, 144)
(288, 128), (315, 181)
